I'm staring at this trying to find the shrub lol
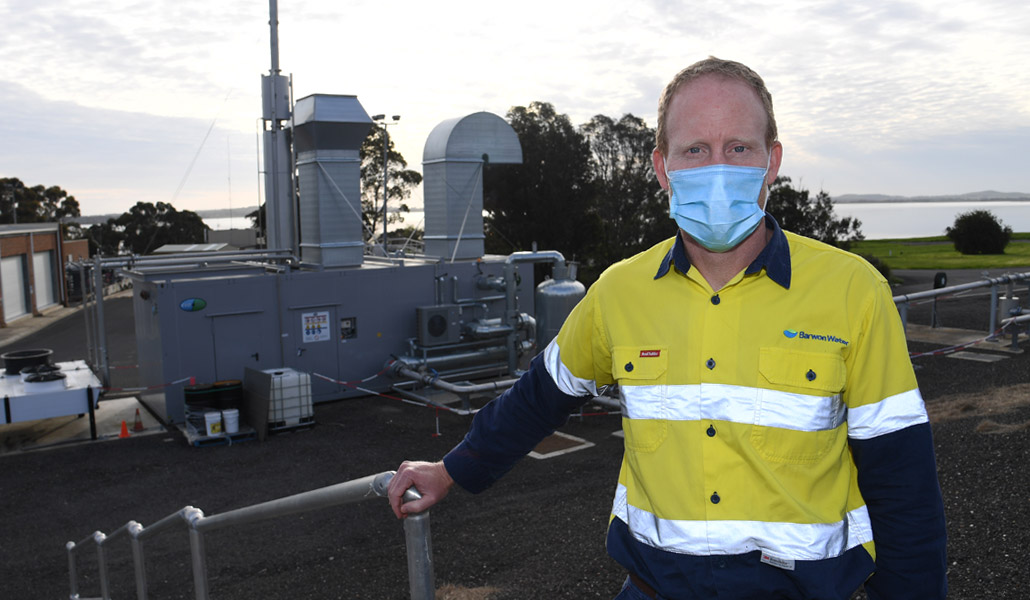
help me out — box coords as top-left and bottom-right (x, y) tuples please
(945, 209), (1012, 255)
(859, 253), (892, 283)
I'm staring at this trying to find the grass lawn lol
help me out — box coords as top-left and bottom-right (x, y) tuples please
(852, 233), (1030, 270)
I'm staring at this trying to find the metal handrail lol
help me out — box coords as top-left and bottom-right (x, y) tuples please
(66, 470), (433, 600)
(893, 271), (1030, 334)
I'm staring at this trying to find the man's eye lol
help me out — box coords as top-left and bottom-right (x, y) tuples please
(732, 146), (747, 153)
(687, 147), (701, 154)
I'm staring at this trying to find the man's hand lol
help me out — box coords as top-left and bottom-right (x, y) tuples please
(387, 460), (454, 519)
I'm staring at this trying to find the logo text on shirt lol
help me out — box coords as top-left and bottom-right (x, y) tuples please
(783, 329), (849, 346)
(639, 350), (661, 358)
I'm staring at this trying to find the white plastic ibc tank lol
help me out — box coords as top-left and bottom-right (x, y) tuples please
(264, 368), (314, 429)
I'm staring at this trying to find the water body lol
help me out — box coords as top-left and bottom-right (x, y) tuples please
(832, 201), (1030, 240)
(205, 216), (252, 231)
(204, 202), (1030, 241)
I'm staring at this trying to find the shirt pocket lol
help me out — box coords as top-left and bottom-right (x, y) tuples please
(751, 348), (847, 464)
(613, 346), (669, 453)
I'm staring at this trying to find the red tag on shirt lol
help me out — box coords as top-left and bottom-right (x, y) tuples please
(639, 350), (661, 358)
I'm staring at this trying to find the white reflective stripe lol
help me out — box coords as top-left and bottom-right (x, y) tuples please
(846, 504), (873, 550)
(611, 484), (873, 560)
(621, 385), (671, 419)
(543, 339), (598, 397)
(623, 383), (846, 431)
(847, 388), (928, 440)
(756, 387), (846, 431)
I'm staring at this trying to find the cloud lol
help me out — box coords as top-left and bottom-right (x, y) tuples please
(0, 82), (258, 215)
(783, 126), (1030, 196)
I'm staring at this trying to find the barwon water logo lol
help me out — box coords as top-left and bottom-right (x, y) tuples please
(784, 328), (849, 346)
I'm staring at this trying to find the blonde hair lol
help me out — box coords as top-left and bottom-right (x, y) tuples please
(656, 57), (777, 154)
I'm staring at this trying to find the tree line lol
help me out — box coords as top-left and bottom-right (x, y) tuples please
(7, 102), (867, 277)
(482, 101), (862, 283)
(0, 177), (83, 237)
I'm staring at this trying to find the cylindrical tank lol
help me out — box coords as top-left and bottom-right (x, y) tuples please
(535, 277), (586, 351)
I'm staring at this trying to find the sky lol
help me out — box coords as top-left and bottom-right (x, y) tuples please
(2, 0), (1029, 219)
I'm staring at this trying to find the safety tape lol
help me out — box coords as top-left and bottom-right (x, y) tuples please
(102, 376), (194, 393)
(908, 325), (1011, 359)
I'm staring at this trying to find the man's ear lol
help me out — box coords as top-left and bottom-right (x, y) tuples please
(653, 147), (670, 190)
(765, 141), (783, 187)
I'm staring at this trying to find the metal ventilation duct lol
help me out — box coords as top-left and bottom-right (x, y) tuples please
(422, 112), (522, 261)
(293, 94), (372, 267)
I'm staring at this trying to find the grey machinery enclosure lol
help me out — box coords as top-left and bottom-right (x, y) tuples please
(127, 105), (583, 425)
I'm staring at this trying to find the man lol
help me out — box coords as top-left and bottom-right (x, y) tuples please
(388, 57), (947, 599)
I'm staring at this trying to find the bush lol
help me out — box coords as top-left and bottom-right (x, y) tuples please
(945, 209), (1012, 255)
(860, 253), (892, 283)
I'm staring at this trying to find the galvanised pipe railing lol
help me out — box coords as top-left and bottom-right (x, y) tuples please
(66, 471), (433, 600)
(893, 271), (1030, 335)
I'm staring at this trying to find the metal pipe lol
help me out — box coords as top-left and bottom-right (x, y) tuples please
(195, 472), (392, 532)
(989, 284), (999, 334)
(393, 345), (509, 374)
(892, 272), (1030, 332)
(184, 507), (209, 600)
(125, 522), (147, 600)
(892, 272), (1030, 304)
(94, 531), (110, 600)
(404, 512), (435, 600)
(92, 255), (110, 387)
(68, 472), (431, 600)
(464, 318), (513, 339)
(500, 251), (570, 373)
(393, 364), (518, 396)
(66, 541), (79, 599)
(453, 275), (505, 305)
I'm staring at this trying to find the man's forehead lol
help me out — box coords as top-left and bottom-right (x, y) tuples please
(668, 75), (768, 137)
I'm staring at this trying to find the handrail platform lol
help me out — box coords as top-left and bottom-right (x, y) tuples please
(65, 470), (433, 600)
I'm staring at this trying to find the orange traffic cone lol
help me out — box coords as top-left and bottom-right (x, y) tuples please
(132, 408), (145, 432)
(119, 420), (130, 438)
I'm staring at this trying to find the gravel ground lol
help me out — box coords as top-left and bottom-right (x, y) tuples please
(1, 268), (1028, 599)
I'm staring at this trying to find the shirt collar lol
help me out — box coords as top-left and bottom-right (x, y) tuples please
(654, 213), (792, 289)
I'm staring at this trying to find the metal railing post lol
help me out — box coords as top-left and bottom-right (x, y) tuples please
(128, 521), (147, 600)
(92, 255), (111, 387)
(989, 283), (999, 336)
(897, 301), (909, 330)
(184, 507), (210, 600)
(68, 472), (435, 600)
(94, 532), (111, 600)
(66, 542), (79, 599)
(403, 511), (435, 600)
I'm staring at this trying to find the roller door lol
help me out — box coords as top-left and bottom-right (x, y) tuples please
(32, 251), (56, 309)
(2, 256), (28, 322)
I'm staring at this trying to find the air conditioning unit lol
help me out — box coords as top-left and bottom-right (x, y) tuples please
(416, 305), (461, 346)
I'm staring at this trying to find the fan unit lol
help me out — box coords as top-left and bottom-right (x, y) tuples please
(416, 305), (461, 346)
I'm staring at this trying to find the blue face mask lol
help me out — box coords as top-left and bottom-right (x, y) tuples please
(665, 160), (768, 253)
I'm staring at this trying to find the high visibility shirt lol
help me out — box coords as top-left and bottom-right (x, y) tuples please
(443, 215), (947, 599)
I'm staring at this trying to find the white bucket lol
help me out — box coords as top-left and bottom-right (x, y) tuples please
(222, 408), (239, 434)
(204, 411), (223, 436)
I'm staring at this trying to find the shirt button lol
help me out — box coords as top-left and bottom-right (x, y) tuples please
(625, 362), (634, 372)
(711, 492), (721, 504)
(806, 369), (816, 381)
(710, 295), (721, 305)
(706, 425), (716, 437)
(706, 358), (716, 370)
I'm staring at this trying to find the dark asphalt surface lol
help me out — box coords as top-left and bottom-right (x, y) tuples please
(1, 268), (1028, 599)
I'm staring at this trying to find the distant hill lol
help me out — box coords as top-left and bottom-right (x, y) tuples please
(834, 191), (1030, 203)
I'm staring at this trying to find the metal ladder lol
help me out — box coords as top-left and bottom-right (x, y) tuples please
(65, 471), (433, 600)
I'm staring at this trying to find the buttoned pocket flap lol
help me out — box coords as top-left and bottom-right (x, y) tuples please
(759, 348), (845, 394)
(612, 346), (668, 382)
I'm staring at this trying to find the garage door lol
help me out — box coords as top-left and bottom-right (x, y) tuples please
(2, 256), (28, 322)
(33, 250), (56, 309)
